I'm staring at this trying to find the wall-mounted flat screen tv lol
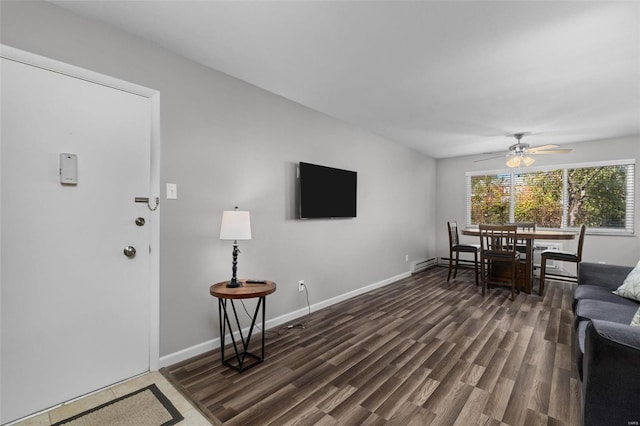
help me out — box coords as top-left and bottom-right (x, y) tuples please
(299, 162), (357, 219)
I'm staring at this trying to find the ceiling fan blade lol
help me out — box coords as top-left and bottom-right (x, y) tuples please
(532, 150), (572, 154)
(527, 144), (558, 152)
(474, 154), (507, 163)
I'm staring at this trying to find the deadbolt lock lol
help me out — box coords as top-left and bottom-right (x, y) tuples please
(135, 217), (145, 226)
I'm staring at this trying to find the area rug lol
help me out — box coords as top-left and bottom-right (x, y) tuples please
(51, 384), (183, 426)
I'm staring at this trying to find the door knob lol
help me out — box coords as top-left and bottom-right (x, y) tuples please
(123, 246), (136, 258)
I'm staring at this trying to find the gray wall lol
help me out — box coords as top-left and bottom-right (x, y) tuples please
(436, 135), (640, 267)
(1, 1), (436, 357)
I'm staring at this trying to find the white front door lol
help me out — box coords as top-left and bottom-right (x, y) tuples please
(1, 56), (154, 423)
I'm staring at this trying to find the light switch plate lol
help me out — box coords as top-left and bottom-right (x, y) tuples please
(60, 153), (78, 185)
(166, 183), (177, 199)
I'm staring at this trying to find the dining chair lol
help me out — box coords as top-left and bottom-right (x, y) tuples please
(505, 222), (536, 253)
(506, 222), (536, 290)
(479, 224), (520, 301)
(539, 224), (587, 295)
(447, 221), (479, 286)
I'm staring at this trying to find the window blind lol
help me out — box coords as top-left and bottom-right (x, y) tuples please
(466, 159), (635, 234)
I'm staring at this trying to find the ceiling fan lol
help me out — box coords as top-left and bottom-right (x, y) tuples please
(475, 132), (572, 168)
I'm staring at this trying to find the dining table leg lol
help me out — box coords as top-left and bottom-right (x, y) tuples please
(524, 239), (534, 294)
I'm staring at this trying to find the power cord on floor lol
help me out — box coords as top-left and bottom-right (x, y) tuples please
(287, 283), (312, 329)
(304, 283), (311, 316)
(239, 300), (283, 337)
(239, 283), (313, 334)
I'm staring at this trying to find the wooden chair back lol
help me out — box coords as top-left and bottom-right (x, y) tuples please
(508, 222), (536, 232)
(446, 221), (480, 285)
(478, 224), (520, 300)
(505, 222), (535, 246)
(447, 221), (460, 248)
(479, 224), (519, 258)
(576, 224), (587, 261)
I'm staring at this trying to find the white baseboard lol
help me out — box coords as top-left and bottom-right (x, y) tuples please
(159, 270), (411, 368)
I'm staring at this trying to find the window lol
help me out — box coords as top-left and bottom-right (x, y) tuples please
(469, 173), (511, 225)
(513, 170), (563, 228)
(466, 160), (635, 233)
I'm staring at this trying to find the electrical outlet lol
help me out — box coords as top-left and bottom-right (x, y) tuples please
(405, 254), (409, 262)
(298, 280), (305, 292)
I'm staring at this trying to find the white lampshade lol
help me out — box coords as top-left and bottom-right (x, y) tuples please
(220, 210), (252, 240)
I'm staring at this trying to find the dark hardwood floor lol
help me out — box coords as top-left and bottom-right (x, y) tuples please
(162, 267), (581, 425)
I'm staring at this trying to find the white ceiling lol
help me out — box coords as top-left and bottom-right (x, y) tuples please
(51, 1), (640, 159)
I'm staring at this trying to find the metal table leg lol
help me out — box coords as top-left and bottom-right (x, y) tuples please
(218, 296), (266, 372)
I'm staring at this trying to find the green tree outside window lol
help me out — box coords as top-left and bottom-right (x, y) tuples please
(467, 162), (633, 231)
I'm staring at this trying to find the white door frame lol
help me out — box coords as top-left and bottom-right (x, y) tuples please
(0, 44), (161, 371)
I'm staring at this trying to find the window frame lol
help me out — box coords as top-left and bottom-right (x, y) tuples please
(466, 159), (635, 235)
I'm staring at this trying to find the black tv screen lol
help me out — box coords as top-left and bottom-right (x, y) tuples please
(299, 162), (357, 219)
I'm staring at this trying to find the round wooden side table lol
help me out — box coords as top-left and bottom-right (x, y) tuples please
(209, 279), (276, 372)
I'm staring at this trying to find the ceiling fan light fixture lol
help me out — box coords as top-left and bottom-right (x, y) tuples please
(476, 132), (572, 166)
(522, 156), (535, 167)
(506, 154), (534, 168)
(506, 156), (521, 168)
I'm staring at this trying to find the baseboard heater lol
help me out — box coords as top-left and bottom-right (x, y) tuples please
(438, 243), (564, 273)
(412, 257), (437, 273)
(438, 257), (476, 267)
(533, 242), (563, 276)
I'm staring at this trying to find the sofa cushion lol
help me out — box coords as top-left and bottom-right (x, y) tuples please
(578, 262), (633, 291)
(575, 299), (639, 326)
(613, 259), (640, 302)
(573, 285), (640, 311)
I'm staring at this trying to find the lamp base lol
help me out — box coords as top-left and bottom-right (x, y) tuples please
(227, 277), (242, 288)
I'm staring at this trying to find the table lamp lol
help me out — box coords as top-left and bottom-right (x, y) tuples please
(219, 207), (252, 288)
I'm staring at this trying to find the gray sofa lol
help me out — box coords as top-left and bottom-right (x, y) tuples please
(574, 262), (640, 426)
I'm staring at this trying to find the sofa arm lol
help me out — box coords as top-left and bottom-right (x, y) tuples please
(582, 320), (640, 426)
(578, 262), (634, 291)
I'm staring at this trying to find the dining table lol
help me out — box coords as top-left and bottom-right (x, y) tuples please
(461, 227), (577, 294)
